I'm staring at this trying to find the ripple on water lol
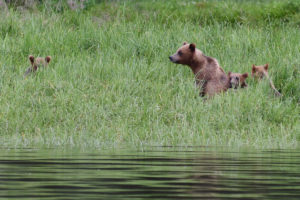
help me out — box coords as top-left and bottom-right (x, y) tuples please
(0, 148), (300, 200)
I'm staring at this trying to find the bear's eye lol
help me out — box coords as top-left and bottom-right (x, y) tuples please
(178, 51), (183, 56)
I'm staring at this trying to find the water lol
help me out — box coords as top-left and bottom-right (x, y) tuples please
(0, 147), (300, 200)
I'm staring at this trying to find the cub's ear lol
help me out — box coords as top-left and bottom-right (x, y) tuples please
(183, 42), (188, 45)
(241, 82), (248, 88)
(252, 64), (256, 73)
(242, 73), (248, 78)
(228, 71), (232, 76)
(29, 55), (35, 64)
(264, 63), (269, 70)
(45, 56), (51, 63)
(189, 43), (196, 52)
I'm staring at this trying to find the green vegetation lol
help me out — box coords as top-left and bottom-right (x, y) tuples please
(0, 0), (299, 149)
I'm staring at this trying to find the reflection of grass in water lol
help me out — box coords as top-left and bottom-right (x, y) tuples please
(0, 0), (299, 149)
(1, 148), (300, 199)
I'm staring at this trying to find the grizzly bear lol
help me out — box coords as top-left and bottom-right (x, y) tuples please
(169, 42), (229, 97)
(24, 55), (51, 77)
(227, 72), (248, 89)
(252, 63), (282, 97)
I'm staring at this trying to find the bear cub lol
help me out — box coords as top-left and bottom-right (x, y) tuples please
(228, 72), (248, 89)
(24, 55), (51, 77)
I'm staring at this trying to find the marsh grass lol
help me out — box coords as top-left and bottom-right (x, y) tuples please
(0, 0), (299, 149)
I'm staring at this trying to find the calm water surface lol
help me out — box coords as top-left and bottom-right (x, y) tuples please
(0, 147), (300, 200)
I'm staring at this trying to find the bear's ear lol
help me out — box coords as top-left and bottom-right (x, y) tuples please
(189, 43), (196, 52)
(241, 82), (248, 88)
(29, 55), (35, 64)
(252, 65), (256, 76)
(242, 73), (248, 78)
(45, 56), (51, 63)
(264, 63), (269, 71)
(183, 42), (188, 45)
(228, 71), (232, 76)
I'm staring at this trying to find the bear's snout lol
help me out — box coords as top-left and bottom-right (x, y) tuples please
(169, 55), (178, 63)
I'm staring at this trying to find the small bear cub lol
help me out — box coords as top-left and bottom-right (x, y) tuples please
(228, 72), (248, 89)
(24, 55), (51, 77)
(252, 63), (281, 97)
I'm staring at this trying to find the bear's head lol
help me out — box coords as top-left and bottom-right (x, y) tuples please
(29, 55), (51, 70)
(228, 72), (248, 89)
(169, 42), (196, 65)
(252, 64), (268, 79)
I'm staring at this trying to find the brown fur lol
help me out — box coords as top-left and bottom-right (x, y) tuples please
(24, 55), (51, 77)
(252, 63), (282, 97)
(228, 72), (248, 89)
(169, 42), (229, 97)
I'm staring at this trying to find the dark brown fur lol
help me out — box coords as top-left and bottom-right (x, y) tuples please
(252, 63), (282, 97)
(169, 42), (229, 97)
(24, 55), (51, 77)
(228, 72), (248, 89)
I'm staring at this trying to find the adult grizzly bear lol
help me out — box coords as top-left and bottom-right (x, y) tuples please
(169, 42), (229, 97)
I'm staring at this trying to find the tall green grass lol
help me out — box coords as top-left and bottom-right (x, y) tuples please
(0, 0), (299, 149)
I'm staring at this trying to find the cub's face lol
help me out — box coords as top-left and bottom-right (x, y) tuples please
(228, 72), (248, 89)
(29, 55), (51, 69)
(169, 42), (196, 65)
(252, 64), (268, 79)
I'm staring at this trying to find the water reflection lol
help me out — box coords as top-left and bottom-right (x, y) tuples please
(0, 148), (300, 199)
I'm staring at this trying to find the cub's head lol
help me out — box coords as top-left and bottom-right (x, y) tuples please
(252, 64), (268, 79)
(29, 55), (51, 68)
(169, 42), (196, 65)
(228, 72), (248, 89)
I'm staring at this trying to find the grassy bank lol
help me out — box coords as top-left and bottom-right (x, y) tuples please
(0, 0), (299, 149)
